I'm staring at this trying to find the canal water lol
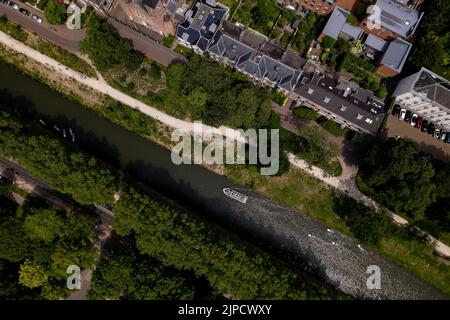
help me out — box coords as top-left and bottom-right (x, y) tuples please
(0, 62), (445, 299)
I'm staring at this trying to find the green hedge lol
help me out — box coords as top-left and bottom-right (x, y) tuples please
(317, 117), (346, 137)
(293, 106), (318, 120)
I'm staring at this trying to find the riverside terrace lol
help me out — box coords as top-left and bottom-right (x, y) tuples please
(175, 0), (386, 134)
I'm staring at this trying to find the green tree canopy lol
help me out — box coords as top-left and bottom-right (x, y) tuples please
(87, 251), (134, 300)
(80, 15), (144, 71)
(0, 111), (117, 205)
(44, 1), (68, 25)
(0, 217), (29, 262)
(19, 259), (48, 288)
(24, 209), (64, 243)
(359, 139), (436, 217)
(410, 32), (444, 70)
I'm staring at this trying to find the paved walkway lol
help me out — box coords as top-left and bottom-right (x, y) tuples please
(0, 31), (246, 142)
(1, 30), (449, 259)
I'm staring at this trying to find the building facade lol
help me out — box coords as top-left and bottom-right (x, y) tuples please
(291, 69), (385, 134)
(393, 68), (450, 131)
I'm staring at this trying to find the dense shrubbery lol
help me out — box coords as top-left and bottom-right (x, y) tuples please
(147, 55), (272, 129)
(88, 251), (195, 300)
(281, 126), (341, 176)
(162, 35), (175, 48)
(358, 138), (450, 231)
(317, 117), (346, 137)
(321, 35), (337, 50)
(0, 176), (12, 194)
(44, 0), (68, 25)
(234, 0), (284, 36)
(96, 100), (157, 138)
(0, 196), (96, 299)
(409, 0), (450, 80)
(37, 40), (97, 78)
(112, 185), (340, 299)
(338, 53), (377, 73)
(0, 110), (117, 205)
(291, 13), (327, 53)
(81, 15), (272, 129)
(338, 53), (386, 98)
(271, 90), (287, 105)
(81, 15), (144, 71)
(332, 196), (393, 245)
(293, 106), (318, 121)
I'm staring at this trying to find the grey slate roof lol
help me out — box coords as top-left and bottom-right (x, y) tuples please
(341, 23), (363, 40)
(294, 75), (385, 134)
(207, 23), (302, 91)
(322, 7), (350, 40)
(176, 0), (227, 51)
(207, 30), (254, 63)
(365, 34), (388, 52)
(373, 0), (424, 38)
(380, 38), (412, 73)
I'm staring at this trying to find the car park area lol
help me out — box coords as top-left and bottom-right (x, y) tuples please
(386, 106), (450, 161)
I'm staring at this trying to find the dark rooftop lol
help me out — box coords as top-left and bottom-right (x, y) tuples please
(379, 38), (412, 73)
(175, 0), (227, 51)
(294, 74), (385, 134)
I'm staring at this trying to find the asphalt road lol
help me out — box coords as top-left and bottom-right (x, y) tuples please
(0, 3), (84, 53)
(0, 2), (186, 66)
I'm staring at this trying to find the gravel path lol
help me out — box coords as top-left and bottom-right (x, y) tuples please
(1, 30), (449, 259)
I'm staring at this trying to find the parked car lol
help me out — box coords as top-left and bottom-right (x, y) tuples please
(410, 114), (418, 127)
(405, 110), (412, 122)
(421, 120), (429, 132)
(440, 131), (447, 141)
(19, 8), (29, 16)
(8, 1), (19, 9)
(400, 109), (407, 120)
(31, 14), (43, 23)
(392, 105), (401, 118)
(446, 133), (450, 144)
(0, 0), (9, 4)
(415, 116), (423, 129)
(428, 122), (435, 135)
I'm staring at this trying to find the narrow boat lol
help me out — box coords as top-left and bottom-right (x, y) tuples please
(38, 119), (46, 126)
(223, 188), (248, 204)
(62, 129), (67, 138)
(53, 125), (61, 132)
(69, 128), (75, 142)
